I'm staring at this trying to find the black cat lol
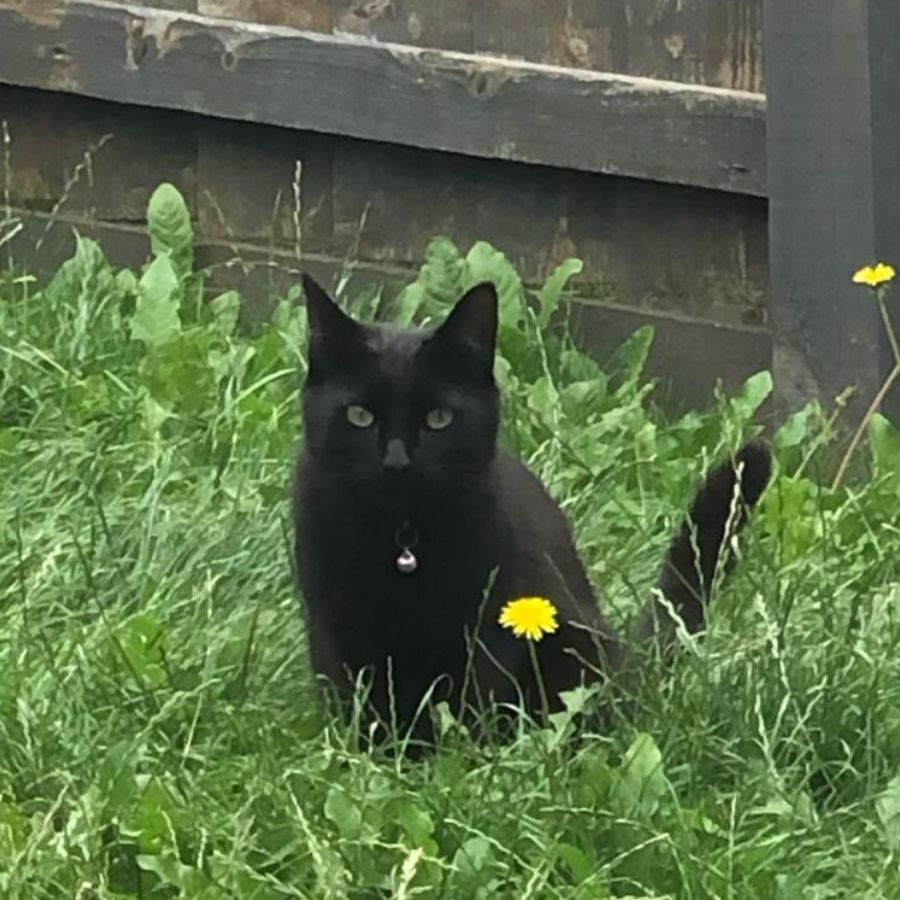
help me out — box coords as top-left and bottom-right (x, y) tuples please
(292, 275), (771, 744)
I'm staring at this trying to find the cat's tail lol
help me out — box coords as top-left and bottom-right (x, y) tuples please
(634, 441), (772, 647)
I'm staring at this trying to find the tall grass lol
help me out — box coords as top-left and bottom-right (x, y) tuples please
(1, 185), (899, 898)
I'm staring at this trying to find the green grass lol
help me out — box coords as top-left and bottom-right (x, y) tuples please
(1, 187), (900, 898)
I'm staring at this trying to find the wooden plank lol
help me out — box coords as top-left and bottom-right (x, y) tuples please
(196, 117), (333, 253)
(197, 0), (475, 52)
(0, 84), (196, 223)
(7, 205), (770, 411)
(331, 136), (768, 326)
(571, 300), (771, 412)
(474, 0), (763, 91)
(2, 83), (766, 327)
(764, 0), (900, 421)
(142, 0), (196, 10)
(331, 138), (478, 268)
(564, 174), (768, 327)
(326, 0), (474, 51)
(0, 0), (767, 196)
(196, 1), (332, 31)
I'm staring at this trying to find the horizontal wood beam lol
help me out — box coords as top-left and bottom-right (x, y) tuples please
(8, 206), (772, 411)
(0, 0), (767, 196)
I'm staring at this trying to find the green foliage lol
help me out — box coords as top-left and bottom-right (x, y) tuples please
(148, 182), (194, 280)
(0, 184), (899, 897)
(131, 254), (181, 349)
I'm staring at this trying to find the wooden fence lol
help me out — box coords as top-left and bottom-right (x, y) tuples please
(0, 0), (896, 417)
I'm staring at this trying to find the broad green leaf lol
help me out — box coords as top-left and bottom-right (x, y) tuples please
(729, 370), (773, 423)
(556, 842), (595, 885)
(465, 241), (524, 330)
(453, 836), (493, 877)
(324, 785), (362, 839)
(148, 182), (194, 279)
(394, 237), (466, 324)
(537, 258), (583, 328)
(870, 412), (900, 479)
(394, 798), (435, 850)
(116, 613), (167, 688)
(774, 400), (819, 452)
(614, 325), (655, 390)
(527, 375), (560, 421)
(131, 255), (181, 349)
(210, 290), (241, 337)
(877, 775), (900, 850)
(392, 282), (427, 327)
(613, 732), (667, 819)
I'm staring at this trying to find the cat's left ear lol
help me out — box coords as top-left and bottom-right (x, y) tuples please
(433, 283), (498, 358)
(302, 274), (360, 342)
(302, 274), (366, 379)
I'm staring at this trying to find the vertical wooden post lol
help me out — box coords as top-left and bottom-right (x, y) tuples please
(764, 0), (900, 422)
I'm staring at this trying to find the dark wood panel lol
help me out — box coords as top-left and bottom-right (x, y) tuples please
(196, 117), (333, 252)
(331, 138), (768, 326)
(197, 0), (332, 30)
(473, 0), (763, 90)
(197, 0), (475, 51)
(764, 0), (900, 420)
(327, 0), (473, 51)
(0, 85), (196, 222)
(331, 139), (478, 267)
(571, 299), (771, 413)
(7, 205), (770, 411)
(143, 0), (196, 9)
(0, 0), (766, 196)
(196, 0), (762, 89)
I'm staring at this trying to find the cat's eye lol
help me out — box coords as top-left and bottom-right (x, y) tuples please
(346, 405), (375, 428)
(425, 408), (454, 431)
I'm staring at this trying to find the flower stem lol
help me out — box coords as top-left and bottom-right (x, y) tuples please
(832, 284), (900, 491)
(878, 293), (900, 368)
(527, 641), (550, 722)
(832, 362), (900, 492)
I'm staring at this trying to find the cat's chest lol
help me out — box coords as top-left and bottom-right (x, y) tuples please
(316, 520), (500, 613)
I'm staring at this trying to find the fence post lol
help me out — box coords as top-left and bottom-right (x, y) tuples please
(764, 0), (900, 423)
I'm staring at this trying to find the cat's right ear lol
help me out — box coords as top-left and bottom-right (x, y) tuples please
(434, 283), (498, 358)
(302, 274), (365, 378)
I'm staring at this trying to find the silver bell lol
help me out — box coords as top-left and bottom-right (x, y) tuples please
(396, 548), (418, 574)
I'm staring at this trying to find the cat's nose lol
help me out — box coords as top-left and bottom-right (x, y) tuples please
(382, 438), (411, 472)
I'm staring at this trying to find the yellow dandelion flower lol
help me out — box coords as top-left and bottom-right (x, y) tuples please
(499, 596), (559, 641)
(852, 262), (896, 288)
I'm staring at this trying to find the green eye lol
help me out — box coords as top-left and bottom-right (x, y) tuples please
(346, 405), (375, 428)
(425, 408), (454, 431)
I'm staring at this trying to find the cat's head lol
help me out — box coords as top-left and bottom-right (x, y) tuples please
(300, 275), (500, 500)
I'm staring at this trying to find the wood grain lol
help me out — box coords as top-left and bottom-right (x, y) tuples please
(0, 0), (766, 195)
(764, 0), (900, 419)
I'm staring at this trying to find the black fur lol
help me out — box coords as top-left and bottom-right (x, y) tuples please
(292, 276), (772, 742)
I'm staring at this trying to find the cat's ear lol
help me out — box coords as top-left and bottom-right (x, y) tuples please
(302, 274), (365, 377)
(434, 282), (498, 357)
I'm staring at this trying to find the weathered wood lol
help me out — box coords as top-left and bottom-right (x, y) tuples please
(571, 299), (771, 412)
(331, 136), (768, 326)
(197, 1), (475, 50)
(328, 0), (474, 51)
(764, 0), (900, 420)
(142, 0), (196, 10)
(475, 0), (764, 91)
(197, 0), (332, 30)
(0, 0), (767, 196)
(8, 205), (770, 410)
(190, 1), (764, 91)
(564, 174), (768, 326)
(0, 85), (197, 222)
(1, 84), (767, 325)
(196, 117), (333, 252)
